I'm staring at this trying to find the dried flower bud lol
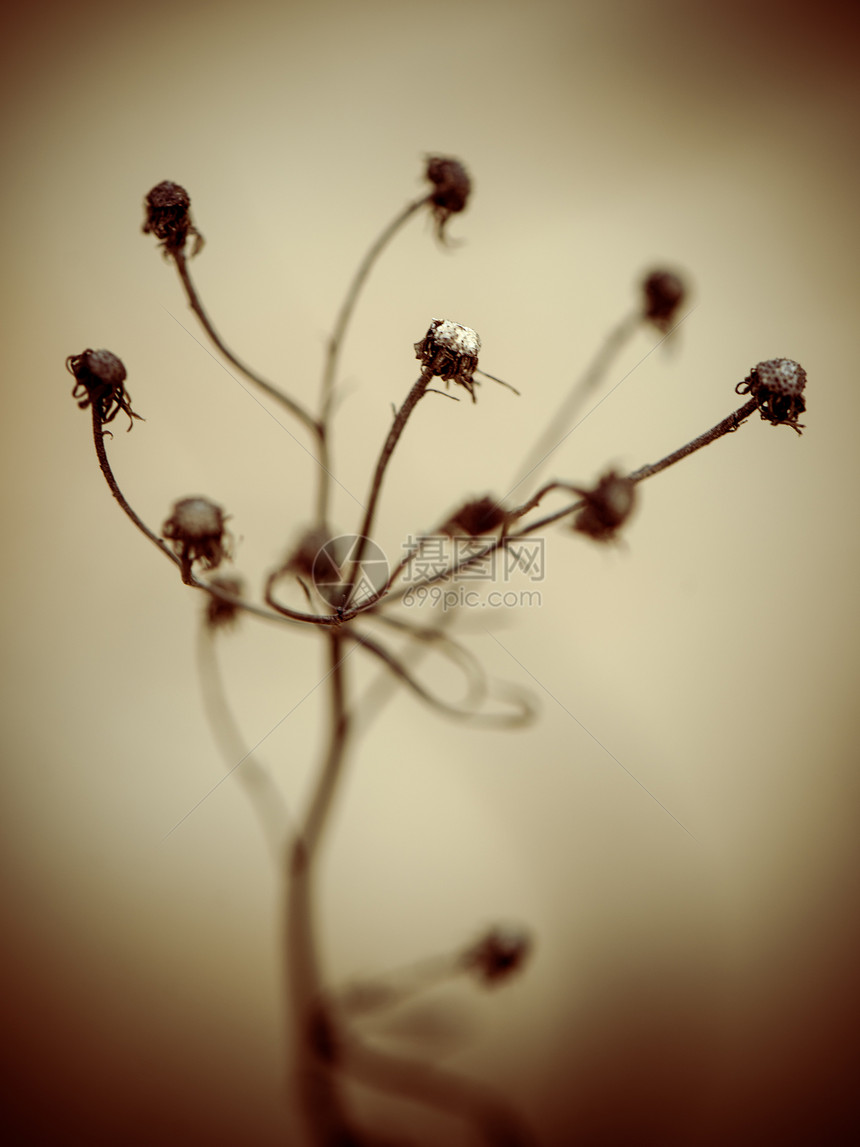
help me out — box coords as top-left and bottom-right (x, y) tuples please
(736, 358), (807, 434)
(142, 181), (202, 255)
(66, 348), (142, 431)
(415, 318), (482, 401)
(280, 526), (340, 584)
(442, 496), (508, 537)
(162, 496), (229, 573)
(283, 526), (330, 577)
(462, 926), (532, 987)
(204, 575), (244, 631)
(571, 470), (637, 543)
(425, 155), (471, 242)
(642, 269), (686, 333)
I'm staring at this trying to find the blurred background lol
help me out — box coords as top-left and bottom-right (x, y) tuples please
(2, 1), (859, 1143)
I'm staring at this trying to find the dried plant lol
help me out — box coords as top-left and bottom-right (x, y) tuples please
(69, 155), (806, 1146)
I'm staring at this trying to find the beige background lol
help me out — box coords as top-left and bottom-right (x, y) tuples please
(2, 1), (859, 1143)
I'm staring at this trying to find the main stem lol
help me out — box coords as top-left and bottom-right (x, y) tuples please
(286, 631), (357, 1146)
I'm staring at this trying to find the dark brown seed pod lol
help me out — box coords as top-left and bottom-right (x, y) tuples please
(425, 155), (471, 242)
(162, 497), (230, 573)
(142, 181), (203, 255)
(642, 269), (687, 333)
(281, 527), (340, 584)
(66, 348), (141, 431)
(736, 358), (807, 434)
(442, 496), (509, 537)
(571, 470), (637, 543)
(462, 926), (532, 987)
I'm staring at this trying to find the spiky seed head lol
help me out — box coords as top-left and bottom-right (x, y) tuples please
(165, 497), (224, 539)
(425, 156), (471, 240)
(572, 470), (637, 543)
(162, 497), (229, 572)
(737, 358), (807, 433)
(143, 180), (201, 254)
(442, 495), (508, 537)
(642, 269), (687, 332)
(463, 925), (532, 987)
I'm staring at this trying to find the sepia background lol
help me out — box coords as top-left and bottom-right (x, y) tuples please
(2, 1), (859, 1143)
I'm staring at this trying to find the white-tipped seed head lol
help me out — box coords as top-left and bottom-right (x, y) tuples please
(431, 318), (481, 357)
(168, 497), (224, 538)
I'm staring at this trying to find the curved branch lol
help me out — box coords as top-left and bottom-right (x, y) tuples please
(370, 612), (489, 711)
(91, 411), (299, 627)
(339, 1027), (537, 1147)
(172, 250), (319, 435)
(263, 568), (342, 627)
(195, 624), (293, 858)
(348, 630), (534, 729)
(319, 196), (427, 426)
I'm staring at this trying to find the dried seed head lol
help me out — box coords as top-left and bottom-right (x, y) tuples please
(572, 470), (637, 543)
(66, 348), (141, 430)
(142, 180), (202, 255)
(736, 358), (807, 434)
(642, 269), (686, 333)
(462, 926), (532, 987)
(204, 575), (244, 631)
(442, 496), (508, 537)
(282, 526), (339, 584)
(415, 318), (482, 401)
(425, 156), (471, 242)
(162, 496), (229, 572)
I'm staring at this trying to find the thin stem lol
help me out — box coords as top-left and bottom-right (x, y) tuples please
(628, 397), (758, 483)
(343, 372), (433, 606)
(333, 950), (460, 1017)
(347, 630), (534, 728)
(91, 409), (299, 626)
(195, 624), (292, 860)
(172, 250), (319, 436)
(509, 310), (639, 496)
(315, 196), (427, 525)
(338, 1027), (537, 1147)
(507, 480), (577, 523)
(91, 408), (181, 564)
(286, 631), (357, 1146)
(264, 568), (341, 627)
(370, 613), (488, 710)
(352, 608), (458, 738)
